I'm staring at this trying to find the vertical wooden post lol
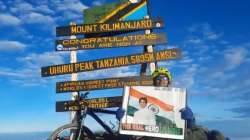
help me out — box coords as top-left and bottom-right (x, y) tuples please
(140, 15), (156, 76)
(69, 22), (78, 122)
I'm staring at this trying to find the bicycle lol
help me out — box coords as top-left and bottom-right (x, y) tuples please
(47, 91), (119, 140)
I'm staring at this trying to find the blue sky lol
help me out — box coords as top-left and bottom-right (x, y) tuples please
(0, 0), (250, 139)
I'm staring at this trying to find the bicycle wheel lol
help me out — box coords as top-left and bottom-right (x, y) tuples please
(48, 123), (95, 140)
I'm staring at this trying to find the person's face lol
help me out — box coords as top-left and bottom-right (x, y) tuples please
(155, 75), (169, 87)
(139, 99), (147, 108)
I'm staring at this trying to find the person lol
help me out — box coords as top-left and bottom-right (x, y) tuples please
(151, 67), (195, 127)
(151, 67), (228, 140)
(151, 67), (172, 87)
(133, 97), (156, 126)
(116, 67), (194, 139)
(117, 67), (228, 140)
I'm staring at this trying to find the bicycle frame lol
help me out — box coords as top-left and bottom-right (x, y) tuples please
(87, 108), (117, 134)
(71, 92), (119, 139)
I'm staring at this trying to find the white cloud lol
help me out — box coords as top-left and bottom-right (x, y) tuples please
(157, 61), (176, 68)
(36, 4), (55, 15)
(224, 47), (248, 70)
(18, 52), (66, 67)
(0, 14), (21, 26)
(54, 0), (88, 13)
(0, 40), (26, 51)
(9, 1), (35, 14)
(0, 67), (27, 78)
(78, 66), (138, 80)
(0, 1), (6, 10)
(187, 23), (221, 45)
(92, 0), (106, 6)
(180, 56), (193, 64)
(187, 38), (202, 44)
(6, 1), (56, 28)
(206, 32), (220, 40)
(20, 12), (54, 24)
(231, 137), (250, 140)
(174, 64), (198, 88)
(51, 0), (89, 23)
(61, 11), (83, 21)
(9, 0), (54, 15)
(0, 52), (67, 86)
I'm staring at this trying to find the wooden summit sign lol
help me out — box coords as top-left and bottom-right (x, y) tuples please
(56, 96), (122, 112)
(56, 75), (153, 93)
(41, 48), (181, 77)
(55, 33), (167, 51)
(56, 18), (163, 36)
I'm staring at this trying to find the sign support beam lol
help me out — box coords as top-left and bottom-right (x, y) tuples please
(69, 22), (78, 123)
(140, 15), (156, 76)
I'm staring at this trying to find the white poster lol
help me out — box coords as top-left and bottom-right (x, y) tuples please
(119, 86), (186, 139)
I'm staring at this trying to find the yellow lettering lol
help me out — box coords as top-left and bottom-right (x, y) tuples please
(131, 53), (154, 64)
(156, 50), (178, 61)
(71, 25), (97, 34)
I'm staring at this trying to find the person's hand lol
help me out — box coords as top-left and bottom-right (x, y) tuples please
(180, 106), (195, 128)
(116, 107), (125, 121)
(180, 106), (194, 120)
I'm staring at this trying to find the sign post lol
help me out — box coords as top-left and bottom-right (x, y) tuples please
(140, 15), (156, 76)
(70, 48), (78, 121)
(40, 1), (185, 139)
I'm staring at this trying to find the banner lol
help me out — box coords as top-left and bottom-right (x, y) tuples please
(41, 48), (181, 77)
(119, 86), (186, 139)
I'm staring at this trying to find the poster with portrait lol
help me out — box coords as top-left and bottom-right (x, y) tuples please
(119, 86), (186, 139)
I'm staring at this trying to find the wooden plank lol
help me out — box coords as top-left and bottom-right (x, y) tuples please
(56, 18), (163, 36)
(56, 96), (123, 112)
(41, 48), (181, 77)
(55, 33), (167, 51)
(56, 75), (153, 93)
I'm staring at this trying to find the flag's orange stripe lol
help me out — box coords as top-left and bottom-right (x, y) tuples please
(129, 87), (174, 112)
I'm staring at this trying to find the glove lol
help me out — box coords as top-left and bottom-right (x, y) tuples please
(116, 107), (125, 121)
(180, 106), (195, 128)
(180, 106), (194, 120)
